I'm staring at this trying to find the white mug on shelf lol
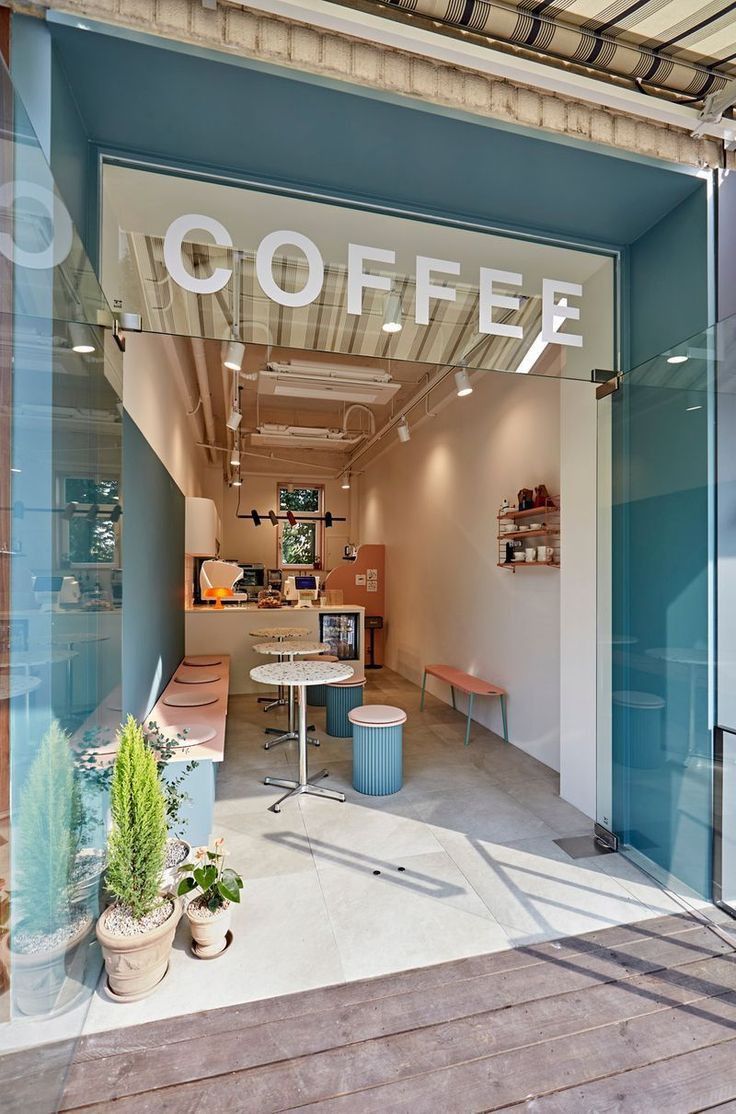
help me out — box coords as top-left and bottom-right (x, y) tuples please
(537, 545), (554, 562)
(525, 547), (536, 562)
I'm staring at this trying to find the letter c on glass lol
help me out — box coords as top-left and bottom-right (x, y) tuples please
(163, 214), (233, 295)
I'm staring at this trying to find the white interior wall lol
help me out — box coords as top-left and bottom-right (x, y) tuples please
(221, 476), (351, 570)
(123, 334), (219, 498)
(358, 370), (562, 770)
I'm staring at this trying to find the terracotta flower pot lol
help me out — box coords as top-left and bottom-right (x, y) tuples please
(3, 914), (95, 1016)
(186, 900), (231, 958)
(96, 897), (182, 1002)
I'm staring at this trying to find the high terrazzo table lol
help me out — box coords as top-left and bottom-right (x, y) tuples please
(252, 641), (329, 749)
(251, 659), (354, 813)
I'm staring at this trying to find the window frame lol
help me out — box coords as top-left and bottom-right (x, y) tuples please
(277, 483), (324, 570)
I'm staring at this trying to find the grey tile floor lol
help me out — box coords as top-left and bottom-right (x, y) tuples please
(79, 667), (697, 1034)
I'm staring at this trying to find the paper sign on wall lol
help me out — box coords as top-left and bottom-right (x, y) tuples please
(355, 574), (366, 586)
(366, 568), (378, 593)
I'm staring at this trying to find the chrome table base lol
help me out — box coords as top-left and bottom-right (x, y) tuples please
(263, 682), (315, 749)
(264, 686), (344, 813)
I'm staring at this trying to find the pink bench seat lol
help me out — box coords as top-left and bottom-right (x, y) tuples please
(420, 664), (508, 746)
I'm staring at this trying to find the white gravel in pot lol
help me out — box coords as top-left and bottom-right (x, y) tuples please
(104, 897), (174, 937)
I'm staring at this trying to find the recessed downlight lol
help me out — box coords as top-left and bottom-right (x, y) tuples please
(667, 355), (688, 365)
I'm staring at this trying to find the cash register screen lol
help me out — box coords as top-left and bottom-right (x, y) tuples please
(294, 576), (317, 590)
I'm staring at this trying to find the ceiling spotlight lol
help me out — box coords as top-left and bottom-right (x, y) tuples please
(454, 368), (473, 397)
(231, 477), (242, 488)
(382, 290), (403, 334)
(86, 503), (100, 521)
(223, 340), (245, 371)
(667, 354), (688, 365)
(397, 415), (411, 443)
(341, 473), (351, 490)
(286, 510), (297, 526)
(62, 501), (78, 521)
(325, 511), (334, 528)
(69, 322), (95, 354)
(109, 504), (123, 523)
(268, 510), (278, 526)
(250, 509), (261, 526)
(226, 407), (242, 432)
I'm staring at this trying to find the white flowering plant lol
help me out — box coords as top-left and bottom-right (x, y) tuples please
(176, 839), (243, 912)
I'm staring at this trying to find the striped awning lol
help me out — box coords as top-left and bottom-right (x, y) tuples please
(339, 0), (736, 100)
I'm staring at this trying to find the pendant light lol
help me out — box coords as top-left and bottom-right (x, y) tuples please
(230, 450), (240, 467)
(223, 340), (245, 371)
(397, 415), (411, 443)
(382, 290), (403, 334)
(341, 472), (351, 490)
(454, 368), (473, 397)
(231, 477), (242, 488)
(69, 323), (95, 354)
(226, 367), (242, 431)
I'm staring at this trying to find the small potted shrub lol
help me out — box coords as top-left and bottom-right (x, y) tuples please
(144, 721), (198, 891)
(177, 838), (242, 958)
(6, 721), (94, 1015)
(96, 716), (182, 1001)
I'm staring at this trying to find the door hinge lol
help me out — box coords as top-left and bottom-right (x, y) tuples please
(595, 373), (622, 401)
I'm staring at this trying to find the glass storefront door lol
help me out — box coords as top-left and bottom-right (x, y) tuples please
(0, 56), (122, 1109)
(597, 325), (715, 899)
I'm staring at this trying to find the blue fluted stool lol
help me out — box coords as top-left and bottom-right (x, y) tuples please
(305, 654), (339, 706)
(326, 675), (366, 736)
(349, 705), (407, 796)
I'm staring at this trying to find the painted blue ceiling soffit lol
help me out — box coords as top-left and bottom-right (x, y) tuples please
(47, 18), (704, 249)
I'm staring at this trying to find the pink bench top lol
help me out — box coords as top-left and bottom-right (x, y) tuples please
(349, 704), (407, 727)
(424, 664), (506, 697)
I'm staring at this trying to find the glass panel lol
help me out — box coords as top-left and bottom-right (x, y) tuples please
(597, 322), (715, 898)
(0, 56), (121, 1102)
(281, 523), (317, 567)
(279, 487), (320, 512)
(101, 163), (615, 383)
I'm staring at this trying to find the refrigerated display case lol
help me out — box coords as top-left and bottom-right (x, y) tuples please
(319, 612), (360, 661)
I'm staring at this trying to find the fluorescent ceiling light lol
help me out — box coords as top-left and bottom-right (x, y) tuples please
(261, 362), (400, 404)
(686, 405), (703, 412)
(667, 355), (689, 365)
(397, 416), (411, 443)
(454, 368), (473, 397)
(251, 424), (364, 450)
(223, 340), (245, 371)
(515, 299), (568, 375)
(69, 322), (95, 354)
(382, 291), (403, 334)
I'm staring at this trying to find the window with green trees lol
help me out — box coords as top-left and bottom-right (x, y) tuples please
(278, 484), (322, 567)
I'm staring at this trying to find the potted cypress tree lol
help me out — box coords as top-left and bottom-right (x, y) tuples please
(6, 721), (95, 1015)
(96, 716), (182, 1001)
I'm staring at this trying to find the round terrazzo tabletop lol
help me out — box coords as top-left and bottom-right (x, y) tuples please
(252, 640), (329, 657)
(249, 627), (308, 639)
(250, 661), (354, 687)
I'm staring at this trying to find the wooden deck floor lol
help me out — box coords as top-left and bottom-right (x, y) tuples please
(47, 909), (736, 1112)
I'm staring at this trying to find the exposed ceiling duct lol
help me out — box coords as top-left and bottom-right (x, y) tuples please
(259, 362), (402, 404)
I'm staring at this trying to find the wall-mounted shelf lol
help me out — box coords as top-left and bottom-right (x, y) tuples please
(497, 497), (560, 572)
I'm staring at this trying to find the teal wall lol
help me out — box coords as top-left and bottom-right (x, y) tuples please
(122, 413), (185, 720)
(628, 189), (711, 368)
